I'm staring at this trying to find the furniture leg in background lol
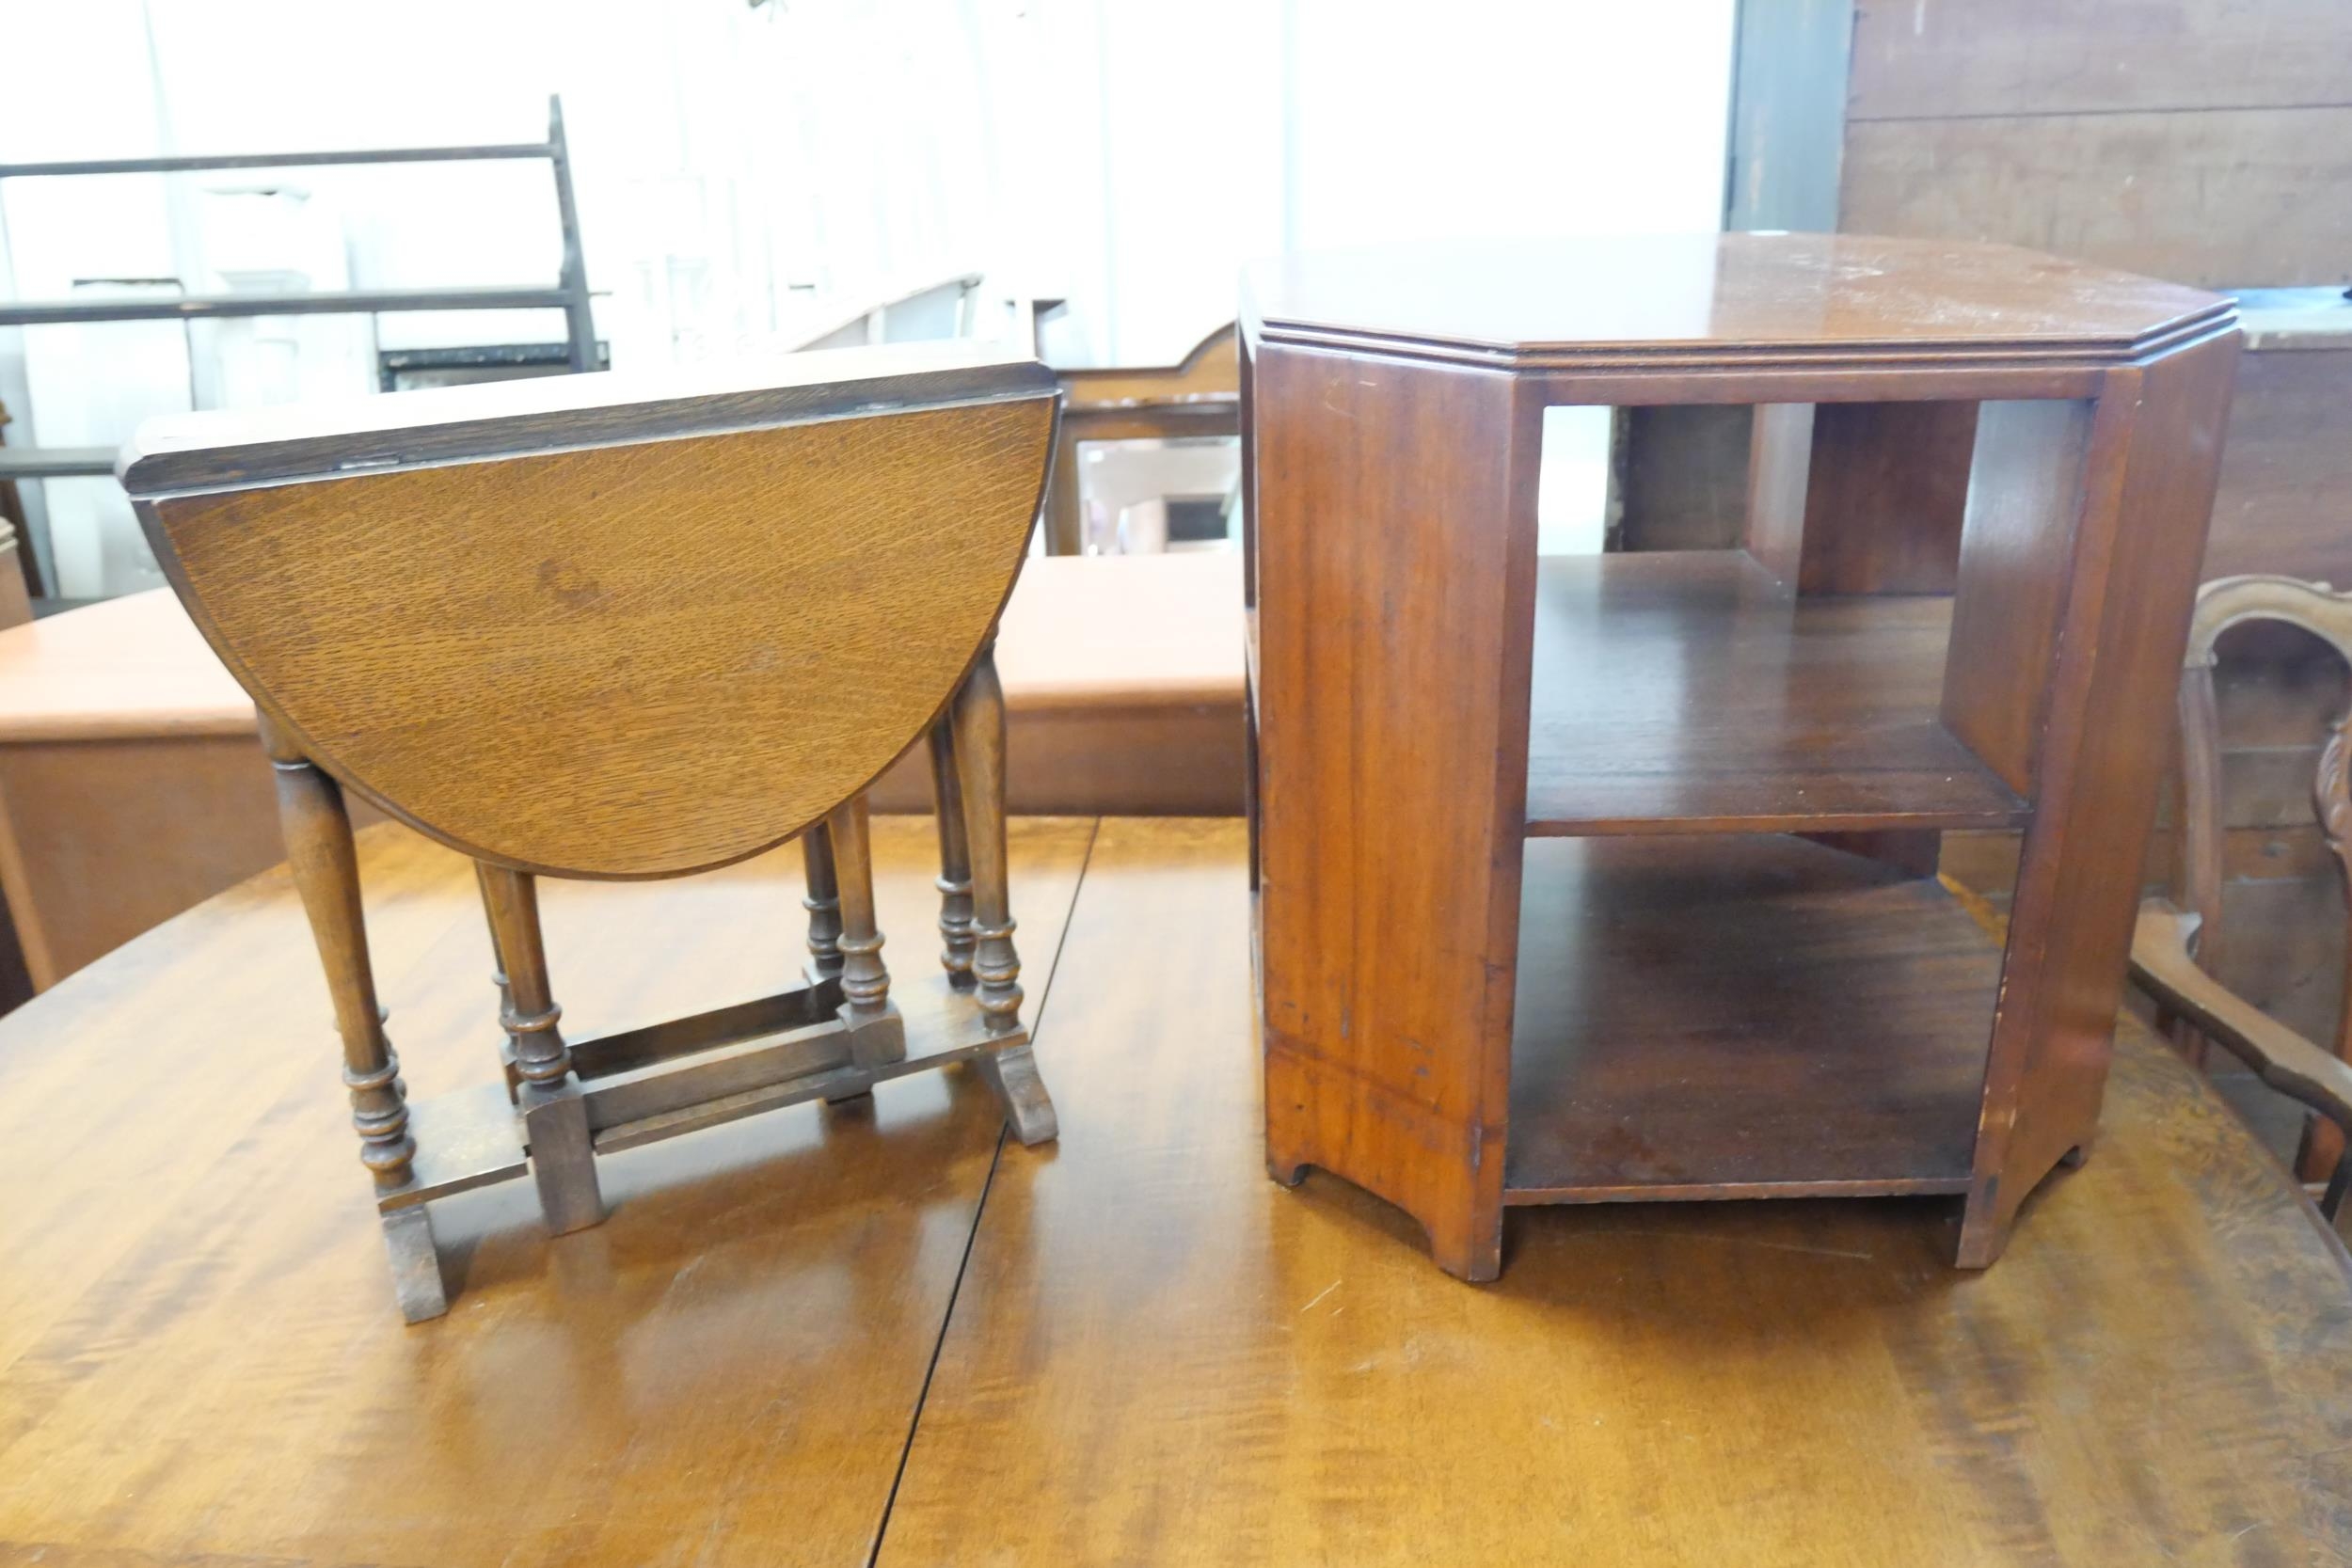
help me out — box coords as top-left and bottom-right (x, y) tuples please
(956, 642), (1056, 1147)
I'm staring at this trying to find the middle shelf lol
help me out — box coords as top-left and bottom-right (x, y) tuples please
(1525, 551), (2031, 836)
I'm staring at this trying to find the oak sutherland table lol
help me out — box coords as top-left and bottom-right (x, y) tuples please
(118, 342), (1062, 1322)
(1243, 234), (2242, 1278)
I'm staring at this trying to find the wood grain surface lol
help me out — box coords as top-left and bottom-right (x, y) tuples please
(3, 818), (2348, 1564)
(1525, 553), (2025, 834)
(1505, 835), (1999, 1198)
(1252, 348), (1544, 1282)
(1847, 0), (2352, 119)
(1963, 333), (2244, 1262)
(882, 819), (2352, 1566)
(1245, 232), (2229, 370)
(144, 396), (1052, 879)
(0, 816), (1093, 1567)
(1841, 107), (2352, 290)
(2206, 346), (2352, 584)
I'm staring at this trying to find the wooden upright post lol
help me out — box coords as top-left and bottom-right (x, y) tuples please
(260, 714), (446, 1322)
(478, 863), (604, 1237)
(954, 647), (1057, 1145)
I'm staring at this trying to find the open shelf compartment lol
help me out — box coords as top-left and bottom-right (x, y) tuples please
(1525, 550), (2029, 836)
(1503, 832), (2000, 1202)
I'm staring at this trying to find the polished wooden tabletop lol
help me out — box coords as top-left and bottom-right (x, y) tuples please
(1241, 231), (2230, 365)
(2, 817), (2346, 1565)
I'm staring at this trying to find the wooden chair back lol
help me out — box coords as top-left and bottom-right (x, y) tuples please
(2163, 572), (2352, 1181)
(1043, 323), (1239, 556)
(2170, 576), (2352, 1008)
(122, 344), (1057, 879)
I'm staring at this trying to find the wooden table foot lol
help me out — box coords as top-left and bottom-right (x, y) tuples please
(978, 1043), (1057, 1146)
(380, 1203), (448, 1323)
(522, 1078), (604, 1235)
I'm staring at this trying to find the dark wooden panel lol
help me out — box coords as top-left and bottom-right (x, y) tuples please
(2214, 872), (2347, 1050)
(1526, 552), (2025, 833)
(1613, 404), (1754, 553)
(1963, 334), (2243, 1262)
(1254, 345), (1543, 1281)
(1842, 108), (2352, 289)
(1506, 834), (1996, 1196)
(1943, 399), (2093, 798)
(2207, 347), (2352, 582)
(1796, 401), (1976, 594)
(1849, 0), (2352, 120)
(1741, 400), (1977, 596)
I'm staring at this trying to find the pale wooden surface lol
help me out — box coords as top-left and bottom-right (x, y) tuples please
(0, 555), (1245, 988)
(984, 552), (1240, 710)
(895, 822), (2352, 1565)
(1245, 231), (2228, 369)
(0, 587), (253, 740)
(4, 819), (2346, 1565)
(0, 553), (1246, 743)
(0, 816), (1094, 1566)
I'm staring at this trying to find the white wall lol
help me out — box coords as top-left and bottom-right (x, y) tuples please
(1280, 2), (1737, 550)
(0, 0), (1735, 592)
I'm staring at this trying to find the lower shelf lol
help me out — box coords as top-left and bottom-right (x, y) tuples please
(1504, 833), (2001, 1202)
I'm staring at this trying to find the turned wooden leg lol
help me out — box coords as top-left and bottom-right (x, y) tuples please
(928, 717), (978, 990)
(477, 863), (603, 1236)
(953, 645), (1058, 1147)
(802, 822), (845, 990)
(475, 861), (522, 1102)
(261, 715), (446, 1323)
(826, 794), (907, 1072)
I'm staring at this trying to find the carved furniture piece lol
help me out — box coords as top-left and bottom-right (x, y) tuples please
(2131, 573), (2352, 1221)
(1043, 323), (1239, 556)
(1244, 233), (2242, 1279)
(119, 342), (1061, 1321)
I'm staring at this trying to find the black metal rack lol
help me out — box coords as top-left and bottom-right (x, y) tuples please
(0, 94), (597, 483)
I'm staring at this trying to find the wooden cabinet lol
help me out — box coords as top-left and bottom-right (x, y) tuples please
(1242, 233), (2240, 1279)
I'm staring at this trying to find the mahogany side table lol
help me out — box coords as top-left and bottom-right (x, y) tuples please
(1241, 234), (2241, 1279)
